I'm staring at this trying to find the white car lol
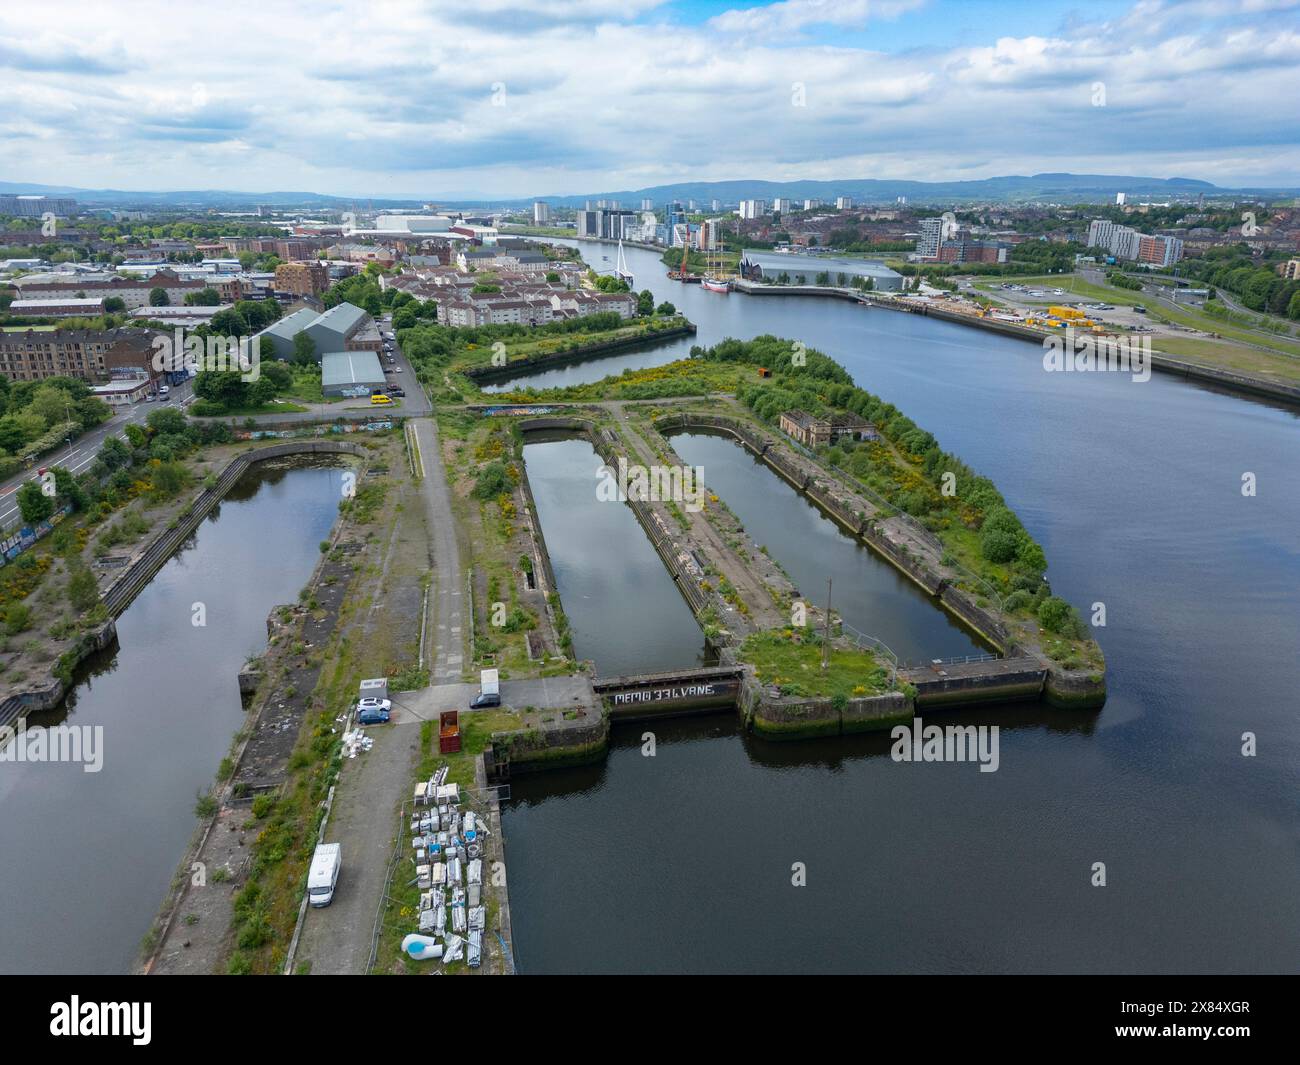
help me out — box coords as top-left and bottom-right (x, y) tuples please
(358, 697), (392, 713)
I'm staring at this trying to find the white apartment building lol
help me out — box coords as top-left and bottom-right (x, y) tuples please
(916, 217), (944, 259)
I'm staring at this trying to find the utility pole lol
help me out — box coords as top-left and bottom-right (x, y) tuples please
(821, 577), (832, 670)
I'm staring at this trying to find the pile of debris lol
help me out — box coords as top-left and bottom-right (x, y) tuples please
(401, 765), (486, 969)
(342, 729), (375, 758)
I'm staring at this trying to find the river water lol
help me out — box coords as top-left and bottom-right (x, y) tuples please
(501, 239), (1300, 973)
(0, 459), (345, 974)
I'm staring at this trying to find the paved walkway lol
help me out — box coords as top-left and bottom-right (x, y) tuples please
(296, 415), (468, 975)
(292, 718), (423, 975)
(394, 674), (594, 720)
(411, 417), (466, 682)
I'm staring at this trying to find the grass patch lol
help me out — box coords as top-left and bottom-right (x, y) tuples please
(739, 628), (889, 699)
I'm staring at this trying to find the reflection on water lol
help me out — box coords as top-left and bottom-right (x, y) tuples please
(669, 429), (984, 663)
(0, 457), (346, 974)
(501, 238), (1300, 974)
(523, 434), (711, 674)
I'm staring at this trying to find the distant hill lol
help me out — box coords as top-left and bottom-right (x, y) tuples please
(0, 172), (1294, 211)
(517, 173), (1298, 209)
(0, 181), (421, 209)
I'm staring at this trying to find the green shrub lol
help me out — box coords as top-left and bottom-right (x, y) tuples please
(4, 602), (31, 636)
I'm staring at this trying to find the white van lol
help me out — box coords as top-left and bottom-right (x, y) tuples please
(308, 842), (341, 907)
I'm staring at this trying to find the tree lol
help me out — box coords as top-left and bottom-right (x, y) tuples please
(150, 460), (189, 497)
(27, 385), (75, 427)
(246, 375), (277, 407)
(1037, 596), (1075, 635)
(259, 361), (292, 390)
(103, 296), (126, 313)
(123, 423), (148, 449)
(51, 466), (86, 511)
(17, 481), (54, 524)
(0, 411), (45, 451)
(98, 435), (131, 470)
(291, 331), (317, 366)
(637, 289), (655, 315)
(145, 406), (188, 435)
(979, 507), (1022, 564)
(209, 307), (249, 336)
(67, 565), (100, 612)
(655, 301), (676, 316)
(184, 287), (221, 307)
(236, 299), (276, 329)
(149, 286), (170, 307)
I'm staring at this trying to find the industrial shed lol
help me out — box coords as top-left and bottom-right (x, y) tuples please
(321, 350), (386, 398)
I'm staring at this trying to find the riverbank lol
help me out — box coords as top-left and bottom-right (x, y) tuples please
(496, 234), (1300, 976)
(143, 431), (406, 974)
(464, 321), (696, 387)
(728, 278), (1300, 406)
(0, 438), (370, 729)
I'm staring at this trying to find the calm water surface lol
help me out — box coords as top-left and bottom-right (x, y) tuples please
(0, 460), (345, 974)
(503, 239), (1300, 973)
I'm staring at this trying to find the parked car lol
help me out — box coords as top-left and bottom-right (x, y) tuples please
(357, 697), (391, 724)
(371, 394), (393, 405)
(388, 387), (405, 397)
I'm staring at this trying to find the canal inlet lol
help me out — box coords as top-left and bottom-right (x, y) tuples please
(471, 323), (696, 394)
(491, 410), (1094, 777)
(0, 450), (357, 974)
(0, 440), (367, 729)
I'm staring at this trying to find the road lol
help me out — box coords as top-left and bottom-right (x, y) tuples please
(0, 377), (196, 531)
(0, 314), (432, 532)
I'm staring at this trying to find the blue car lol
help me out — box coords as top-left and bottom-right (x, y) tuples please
(358, 706), (390, 725)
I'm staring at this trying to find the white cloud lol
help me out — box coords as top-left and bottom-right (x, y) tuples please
(709, 0), (926, 38)
(0, 0), (1294, 197)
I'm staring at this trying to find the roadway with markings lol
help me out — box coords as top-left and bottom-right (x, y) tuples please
(0, 314), (431, 532)
(0, 378), (197, 532)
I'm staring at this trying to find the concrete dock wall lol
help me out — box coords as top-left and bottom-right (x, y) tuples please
(464, 324), (696, 385)
(0, 440), (367, 727)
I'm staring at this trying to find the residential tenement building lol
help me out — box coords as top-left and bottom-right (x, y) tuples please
(0, 327), (157, 383)
(11, 270), (219, 309)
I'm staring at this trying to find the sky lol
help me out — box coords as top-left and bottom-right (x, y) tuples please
(1, 0), (1297, 200)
